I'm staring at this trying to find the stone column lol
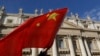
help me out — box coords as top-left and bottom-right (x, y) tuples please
(67, 35), (75, 56)
(31, 48), (37, 56)
(78, 36), (87, 56)
(96, 38), (100, 50)
(52, 39), (58, 56)
(63, 37), (69, 56)
(63, 37), (67, 48)
(84, 38), (91, 56)
(38, 48), (43, 54)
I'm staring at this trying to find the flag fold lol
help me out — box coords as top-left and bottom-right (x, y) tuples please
(0, 8), (68, 56)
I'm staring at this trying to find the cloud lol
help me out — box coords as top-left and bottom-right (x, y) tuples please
(83, 8), (100, 20)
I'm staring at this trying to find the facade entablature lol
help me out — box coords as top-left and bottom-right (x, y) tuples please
(58, 27), (99, 38)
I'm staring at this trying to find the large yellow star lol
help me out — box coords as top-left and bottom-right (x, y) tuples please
(47, 12), (59, 21)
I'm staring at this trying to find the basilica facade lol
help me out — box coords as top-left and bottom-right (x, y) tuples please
(0, 6), (100, 56)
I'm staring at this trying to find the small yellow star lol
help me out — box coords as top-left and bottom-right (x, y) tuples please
(47, 12), (59, 21)
(46, 14), (49, 17)
(36, 23), (40, 27)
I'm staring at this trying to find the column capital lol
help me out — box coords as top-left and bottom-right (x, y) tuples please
(66, 34), (71, 37)
(63, 36), (67, 39)
(77, 35), (82, 37)
(76, 35), (82, 39)
(83, 37), (86, 39)
(95, 37), (100, 40)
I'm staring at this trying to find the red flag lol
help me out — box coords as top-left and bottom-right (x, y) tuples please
(0, 8), (68, 56)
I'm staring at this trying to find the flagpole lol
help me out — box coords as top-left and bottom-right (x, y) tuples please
(31, 48), (37, 56)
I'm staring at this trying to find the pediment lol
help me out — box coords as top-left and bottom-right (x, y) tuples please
(61, 20), (82, 28)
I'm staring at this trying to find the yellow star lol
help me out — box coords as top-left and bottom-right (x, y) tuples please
(47, 12), (59, 21)
(36, 23), (40, 27)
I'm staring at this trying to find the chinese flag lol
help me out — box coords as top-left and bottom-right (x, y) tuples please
(0, 8), (68, 56)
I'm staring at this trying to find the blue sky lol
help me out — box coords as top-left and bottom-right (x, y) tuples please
(0, 0), (100, 20)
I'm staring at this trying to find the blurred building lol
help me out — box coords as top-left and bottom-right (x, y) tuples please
(0, 6), (100, 56)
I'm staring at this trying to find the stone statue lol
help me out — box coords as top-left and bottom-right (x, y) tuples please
(49, 9), (52, 12)
(35, 9), (38, 14)
(1, 6), (5, 11)
(87, 15), (91, 20)
(75, 13), (79, 19)
(40, 9), (43, 15)
(19, 8), (23, 13)
(70, 12), (75, 18)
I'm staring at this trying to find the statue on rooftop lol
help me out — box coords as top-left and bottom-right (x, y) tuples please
(35, 9), (38, 14)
